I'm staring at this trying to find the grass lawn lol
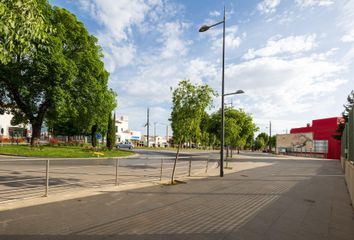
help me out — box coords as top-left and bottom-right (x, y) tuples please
(0, 145), (134, 158)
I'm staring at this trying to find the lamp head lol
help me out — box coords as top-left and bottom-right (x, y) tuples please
(199, 25), (210, 32)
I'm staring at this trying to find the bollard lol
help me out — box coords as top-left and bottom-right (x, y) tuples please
(205, 160), (209, 173)
(160, 158), (164, 181)
(115, 158), (119, 186)
(188, 159), (192, 177)
(44, 159), (50, 197)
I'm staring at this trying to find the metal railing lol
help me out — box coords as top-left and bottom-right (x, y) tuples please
(0, 156), (217, 203)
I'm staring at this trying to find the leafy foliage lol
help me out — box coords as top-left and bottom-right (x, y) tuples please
(0, 4), (116, 145)
(106, 113), (116, 150)
(0, 0), (51, 64)
(334, 90), (354, 140)
(171, 80), (215, 145)
(254, 132), (269, 150)
(170, 80), (215, 183)
(208, 107), (258, 150)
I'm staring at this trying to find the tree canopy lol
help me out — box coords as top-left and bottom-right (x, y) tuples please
(170, 80), (215, 145)
(208, 107), (258, 150)
(254, 132), (269, 150)
(0, 2), (116, 145)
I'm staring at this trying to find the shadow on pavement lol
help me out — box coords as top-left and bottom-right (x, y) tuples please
(0, 159), (353, 240)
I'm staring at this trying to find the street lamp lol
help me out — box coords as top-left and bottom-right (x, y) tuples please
(199, 7), (243, 177)
(224, 90), (244, 97)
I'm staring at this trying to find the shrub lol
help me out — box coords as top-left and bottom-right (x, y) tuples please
(49, 138), (59, 146)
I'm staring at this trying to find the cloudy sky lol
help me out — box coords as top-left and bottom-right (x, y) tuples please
(49, 0), (354, 136)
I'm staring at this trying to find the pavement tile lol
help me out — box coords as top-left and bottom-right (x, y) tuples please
(0, 157), (353, 240)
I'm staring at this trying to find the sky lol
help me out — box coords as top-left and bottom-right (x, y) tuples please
(49, 0), (354, 136)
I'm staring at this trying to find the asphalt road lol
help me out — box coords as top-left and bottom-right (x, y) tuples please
(0, 149), (218, 203)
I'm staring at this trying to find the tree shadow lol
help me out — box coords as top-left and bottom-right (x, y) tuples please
(1, 159), (353, 239)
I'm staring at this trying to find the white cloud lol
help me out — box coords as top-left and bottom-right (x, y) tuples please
(209, 11), (220, 17)
(158, 21), (191, 59)
(210, 25), (242, 50)
(243, 34), (317, 60)
(96, 33), (136, 72)
(226, 55), (346, 118)
(257, 0), (281, 14)
(185, 59), (218, 85)
(295, 0), (334, 8)
(341, 30), (354, 43)
(77, 0), (163, 73)
(337, 1), (354, 63)
(78, 0), (152, 41)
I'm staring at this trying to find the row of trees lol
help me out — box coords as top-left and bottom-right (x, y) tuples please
(254, 132), (276, 151)
(169, 80), (258, 182)
(0, 0), (116, 146)
(170, 80), (259, 152)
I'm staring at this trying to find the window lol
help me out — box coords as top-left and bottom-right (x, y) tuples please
(314, 140), (328, 153)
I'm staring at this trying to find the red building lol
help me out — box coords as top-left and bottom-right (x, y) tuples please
(290, 117), (341, 160)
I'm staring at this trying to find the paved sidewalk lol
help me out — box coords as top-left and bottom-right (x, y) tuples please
(0, 158), (353, 240)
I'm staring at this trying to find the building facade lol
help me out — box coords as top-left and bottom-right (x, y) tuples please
(276, 117), (341, 159)
(0, 113), (29, 139)
(115, 116), (142, 144)
(141, 135), (170, 147)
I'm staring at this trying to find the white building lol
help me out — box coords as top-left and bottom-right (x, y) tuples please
(141, 135), (170, 147)
(0, 113), (29, 138)
(115, 116), (142, 144)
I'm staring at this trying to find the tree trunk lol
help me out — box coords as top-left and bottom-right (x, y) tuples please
(30, 121), (42, 146)
(91, 124), (98, 147)
(171, 142), (181, 184)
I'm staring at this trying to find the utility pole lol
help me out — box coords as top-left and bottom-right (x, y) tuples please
(269, 121), (272, 152)
(166, 125), (169, 147)
(154, 122), (157, 147)
(146, 108), (150, 147)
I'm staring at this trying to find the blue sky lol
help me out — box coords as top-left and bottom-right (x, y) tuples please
(49, 0), (354, 136)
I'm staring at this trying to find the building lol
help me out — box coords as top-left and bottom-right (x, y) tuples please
(277, 132), (314, 153)
(141, 135), (170, 147)
(115, 116), (142, 144)
(276, 117), (341, 159)
(0, 113), (29, 139)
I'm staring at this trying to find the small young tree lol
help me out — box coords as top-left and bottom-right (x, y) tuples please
(106, 112), (116, 150)
(170, 80), (215, 184)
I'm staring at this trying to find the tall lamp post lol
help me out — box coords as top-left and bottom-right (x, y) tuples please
(199, 7), (244, 177)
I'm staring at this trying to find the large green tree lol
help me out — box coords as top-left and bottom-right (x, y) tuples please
(170, 80), (215, 183)
(46, 8), (116, 146)
(0, 4), (116, 145)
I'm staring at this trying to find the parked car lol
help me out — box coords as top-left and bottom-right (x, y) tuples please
(116, 142), (134, 149)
